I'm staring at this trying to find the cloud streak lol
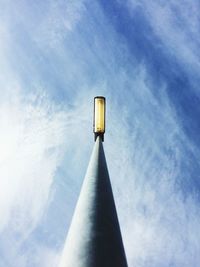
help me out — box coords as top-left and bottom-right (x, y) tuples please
(0, 88), (67, 264)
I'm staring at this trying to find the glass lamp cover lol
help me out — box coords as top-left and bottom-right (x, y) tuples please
(94, 97), (105, 133)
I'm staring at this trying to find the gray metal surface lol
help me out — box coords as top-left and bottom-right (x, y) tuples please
(59, 137), (128, 267)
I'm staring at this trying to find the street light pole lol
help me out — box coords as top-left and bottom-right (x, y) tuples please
(59, 97), (128, 267)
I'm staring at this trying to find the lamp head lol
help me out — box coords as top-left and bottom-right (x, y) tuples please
(93, 96), (106, 141)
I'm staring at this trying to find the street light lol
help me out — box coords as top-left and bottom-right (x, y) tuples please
(93, 96), (106, 141)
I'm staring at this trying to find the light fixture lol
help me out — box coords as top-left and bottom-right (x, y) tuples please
(93, 96), (106, 141)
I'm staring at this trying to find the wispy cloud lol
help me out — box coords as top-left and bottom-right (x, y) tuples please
(0, 86), (96, 267)
(32, 0), (87, 47)
(104, 67), (200, 266)
(126, 0), (200, 80)
(0, 88), (66, 263)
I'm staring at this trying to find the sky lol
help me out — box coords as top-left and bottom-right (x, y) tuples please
(0, 0), (200, 266)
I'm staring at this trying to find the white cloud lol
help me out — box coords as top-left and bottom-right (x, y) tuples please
(126, 0), (200, 77)
(104, 68), (200, 266)
(33, 0), (87, 47)
(0, 89), (68, 234)
(0, 85), (96, 267)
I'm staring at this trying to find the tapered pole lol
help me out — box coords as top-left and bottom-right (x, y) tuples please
(59, 137), (128, 267)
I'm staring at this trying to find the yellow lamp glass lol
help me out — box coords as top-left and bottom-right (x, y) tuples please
(94, 96), (105, 140)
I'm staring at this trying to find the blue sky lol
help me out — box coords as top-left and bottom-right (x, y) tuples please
(0, 0), (200, 266)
